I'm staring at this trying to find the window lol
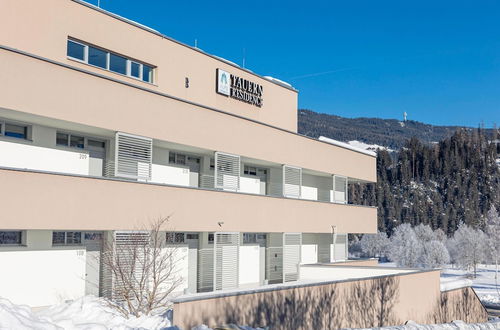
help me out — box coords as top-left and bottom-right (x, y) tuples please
(143, 65), (154, 83)
(66, 39), (155, 83)
(52, 231), (82, 245)
(208, 233), (214, 244)
(166, 232), (185, 244)
(210, 158), (215, 170)
(110, 53), (127, 75)
(186, 233), (199, 240)
(244, 165), (267, 177)
(88, 46), (107, 69)
(69, 135), (85, 149)
(4, 123), (28, 139)
(56, 132), (69, 146)
(243, 233), (257, 244)
(0, 231), (23, 245)
(67, 40), (85, 61)
(130, 61), (141, 78)
(169, 152), (187, 165)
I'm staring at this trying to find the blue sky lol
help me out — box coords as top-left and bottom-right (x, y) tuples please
(86, 0), (499, 127)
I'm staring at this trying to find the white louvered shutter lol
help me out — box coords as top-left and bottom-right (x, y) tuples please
(115, 132), (152, 181)
(214, 232), (239, 290)
(283, 233), (301, 282)
(333, 233), (347, 261)
(333, 175), (348, 204)
(197, 247), (214, 292)
(214, 152), (240, 191)
(283, 165), (302, 198)
(102, 231), (150, 300)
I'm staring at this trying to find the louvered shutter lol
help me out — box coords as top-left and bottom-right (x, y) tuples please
(333, 175), (348, 204)
(283, 165), (302, 198)
(214, 232), (239, 290)
(102, 231), (150, 300)
(283, 233), (301, 282)
(214, 152), (240, 191)
(197, 248), (214, 292)
(115, 132), (152, 181)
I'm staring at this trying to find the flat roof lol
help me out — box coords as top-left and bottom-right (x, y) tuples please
(71, 0), (297, 92)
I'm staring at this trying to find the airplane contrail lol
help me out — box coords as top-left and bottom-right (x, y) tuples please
(288, 67), (357, 80)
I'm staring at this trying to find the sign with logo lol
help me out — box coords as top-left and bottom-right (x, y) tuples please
(216, 69), (263, 107)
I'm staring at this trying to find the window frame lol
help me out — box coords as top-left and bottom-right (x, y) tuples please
(56, 130), (106, 151)
(0, 231), (24, 246)
(52, 231), (83, 246)
(66, 38), (155, 84)
(0, 119), (31, 141)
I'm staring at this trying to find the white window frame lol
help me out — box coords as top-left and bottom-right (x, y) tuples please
(66, 38), (155, 83)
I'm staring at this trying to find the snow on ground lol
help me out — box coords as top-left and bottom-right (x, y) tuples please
(348, 140), (394, 152)
(0, 296), (173, 330)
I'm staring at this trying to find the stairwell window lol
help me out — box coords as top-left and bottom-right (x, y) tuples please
(67, 38), (155, 83)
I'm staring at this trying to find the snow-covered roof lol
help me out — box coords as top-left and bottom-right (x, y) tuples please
(319, 136), (377, 157)
(263, 76), (293, 88)
(440, 278), (473, 292)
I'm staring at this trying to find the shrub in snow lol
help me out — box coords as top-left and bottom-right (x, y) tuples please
(447, 223), (487, 277)
(360, 231), (390, 258)
(388, 223), (422, 267)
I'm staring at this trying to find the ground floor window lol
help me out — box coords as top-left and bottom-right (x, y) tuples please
(0, 231), (23, 245)
(52, 231), (82, 245)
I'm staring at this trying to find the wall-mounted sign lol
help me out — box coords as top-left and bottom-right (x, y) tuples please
(216, 69), (263, 107)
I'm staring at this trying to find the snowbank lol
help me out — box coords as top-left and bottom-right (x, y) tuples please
(479, 294), (500, 307)
(319, 136), (377, 156)
(348, 140), (394, 153)
(0, 296), (173, 330)
(365, 319), (500, 329)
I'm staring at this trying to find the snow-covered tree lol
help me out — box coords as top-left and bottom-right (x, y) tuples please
(360, 232), (390, 258)
(388, 223), (422, 267)
(420, 240), (450, 269)
(448, 223), (487, 277)
(485, 206), (500, 291)
(413, 224), (450, 268)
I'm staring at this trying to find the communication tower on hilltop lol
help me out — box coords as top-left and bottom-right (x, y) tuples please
(403, 112), (407, 122)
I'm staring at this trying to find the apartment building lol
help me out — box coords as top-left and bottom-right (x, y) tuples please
(0, 0), (377, 307)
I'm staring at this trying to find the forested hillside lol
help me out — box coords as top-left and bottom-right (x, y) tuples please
(297, 110), (500, 235)
(298, 109), (494, 150)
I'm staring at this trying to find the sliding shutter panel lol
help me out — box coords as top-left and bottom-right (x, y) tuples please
(197, 247), (215, 292)
(214, 232), (239, 290)
(283, 233), (301, 282)
(115, 132), (152, 181)
(333, 175), (348, 204)
(283, 165), (302, 198)
(214, 152), (240, 191)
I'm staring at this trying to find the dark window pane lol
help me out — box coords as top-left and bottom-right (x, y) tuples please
(52, 232), (66, 245)
(5, 124), (27, 139)
(175, 233), (185, 243)
(142, 65), (153, 83)
(177, 154), (186, 165)
(109, 53), (127, 75)
(66, 232), (82, 244)
(88, 46), (107, 69)
(56, 132), (69, 146)
(166, 232), (175, 243)
(88, 139), (105, 148)
(169, 152), (176, 164)
(70, 135), (84, 149)
(0, 231), (22, 245)
(67, 40), (85, 61)
(131, 62), (141, 78)
(186, 234), (199, 240)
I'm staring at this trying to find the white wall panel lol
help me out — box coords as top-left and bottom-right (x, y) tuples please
(238, 245), (260, 286)
(0, 249), (86, 307)
(300, 244), (318, 264)
(151, 164), (190, 186)
(300, 186), (318, 201)
(0, 140), (89, 175)
(239, 176), (261, 194)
